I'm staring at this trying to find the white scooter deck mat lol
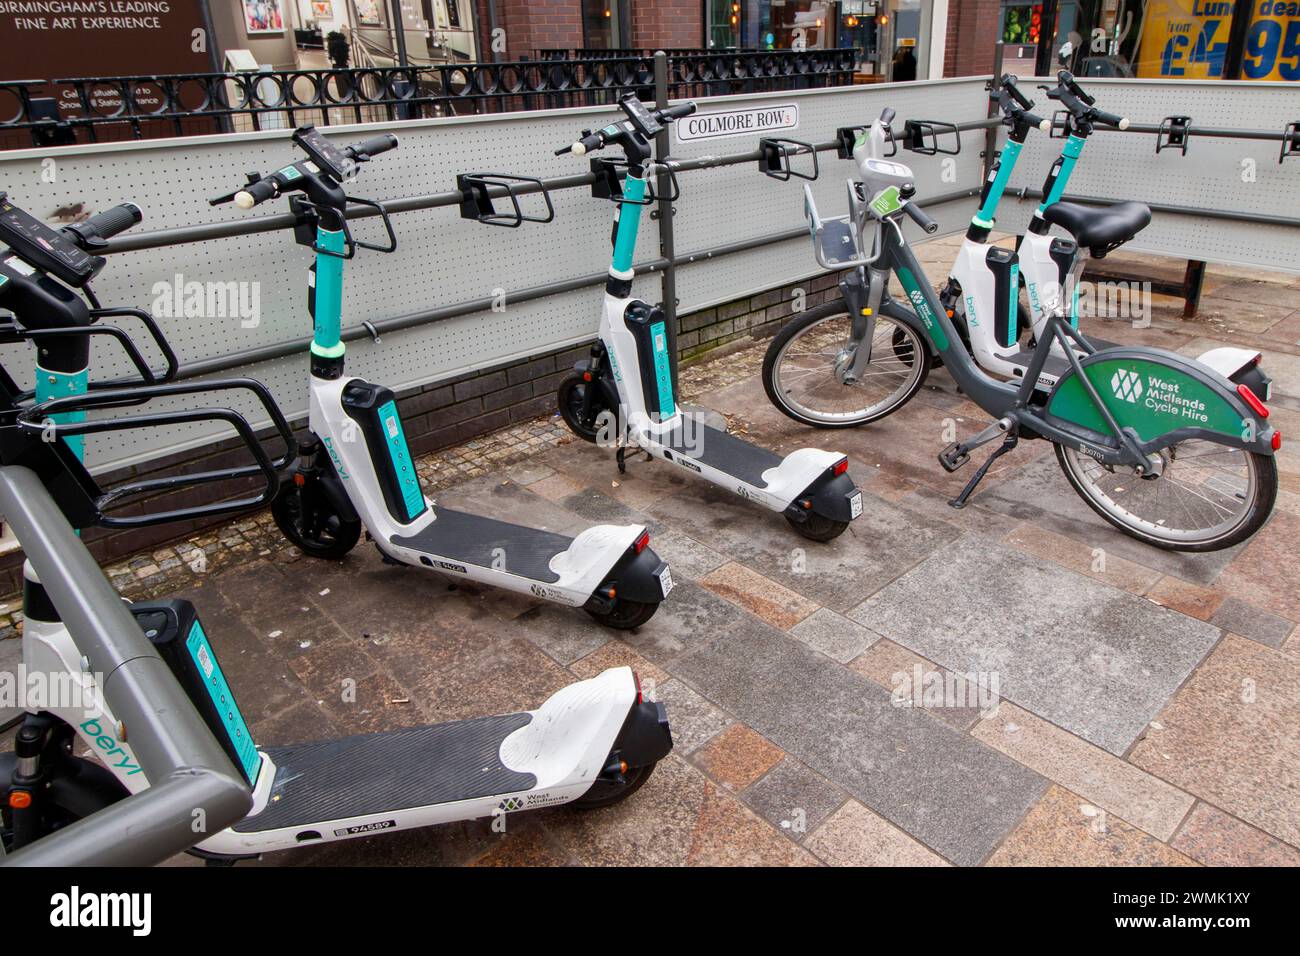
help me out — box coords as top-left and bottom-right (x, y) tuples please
(232, 713), (535, 832)
(663, 415), (781, 488)
(390, 506), (573, 583)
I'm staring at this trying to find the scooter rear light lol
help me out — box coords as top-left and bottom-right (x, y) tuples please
(1272, 431), (1282, 451)
(1237, 383), (1269, 418)
(632, 670), (643, 704)
(633, 529), (650, 554)
(832, 457), (849, 477)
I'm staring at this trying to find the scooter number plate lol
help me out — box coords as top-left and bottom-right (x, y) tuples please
(657, 565), (674, 598)
(849, 491), (863, 520)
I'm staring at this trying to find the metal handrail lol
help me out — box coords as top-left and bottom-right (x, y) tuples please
(0, 465), (251, 866)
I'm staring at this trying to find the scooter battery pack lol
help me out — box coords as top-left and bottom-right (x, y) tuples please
(623, 300), (677, 419)
(984, 246), (1020, 349)
(133, 599), (261, 786)
(341, 380), (427, 524)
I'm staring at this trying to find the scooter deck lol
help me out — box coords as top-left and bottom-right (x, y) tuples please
(390, 506), (572, 583)
(663, 416), (780, 488)
(233, 713), (535, 832)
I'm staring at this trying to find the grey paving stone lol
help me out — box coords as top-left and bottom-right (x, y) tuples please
(644, 479), (960, 613)
(673, 622), (1047, 866)
(650, 529), (728, 580)
(969, 455), (1242, 585)
(743, 757), (846, 840)
(617, 581), (751, 667)
(790, 607), (882, 663)
(1210, 597), (1294, 648)
(554, 486), (664, 535)
(654, 678), (732, 754)
(848, 535), (1221, 755)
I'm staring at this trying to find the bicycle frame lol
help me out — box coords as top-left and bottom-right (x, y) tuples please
(874, 217), (1277, 468)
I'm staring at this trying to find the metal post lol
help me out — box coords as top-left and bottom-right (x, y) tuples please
(390, 0), (410, 66)
(1034, 0), (1060, 76)
(652, 50), (681, 388)
(984, 41), (1005, 183)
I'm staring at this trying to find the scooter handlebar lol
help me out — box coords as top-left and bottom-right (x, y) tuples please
(234, 177), (279, 209)
(1093, 108), (1130, 130)
(347, 133), (399, 159)
(657, 102), (697, 121)
(63, 202), (143, 247)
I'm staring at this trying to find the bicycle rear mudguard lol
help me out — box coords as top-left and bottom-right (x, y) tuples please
(1043, 347), (1278, 455)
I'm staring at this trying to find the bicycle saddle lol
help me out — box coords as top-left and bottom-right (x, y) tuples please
(1042, 200), (1151, 258)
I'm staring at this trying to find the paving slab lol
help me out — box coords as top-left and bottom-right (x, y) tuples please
(987, 785), (1197, 867)
(690, 723), (785, 791)
(849, 639), (989, 731)
(673, 621), (1047, 866)
(1208, 597), (1294, 648)
(848, 534), (1222, 755)
(741, 757), (846, 840)
(653, 678), (732, 754)
(1170, 802), (1300, 867)
(1130, 635), (1300, 848)
(804, 800), (949, 866)
(789, 607), (882, 663)
(972, 703), (1194, 841)
(966, 453), (1244, 584)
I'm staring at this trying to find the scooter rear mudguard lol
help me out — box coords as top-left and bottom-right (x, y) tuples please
(1044, 347), (1277, 455)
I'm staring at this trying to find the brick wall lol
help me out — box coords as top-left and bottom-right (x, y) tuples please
(0, 269), (839, 591)
(944, 0), (1001, 78)
(631, 0), (702, 49)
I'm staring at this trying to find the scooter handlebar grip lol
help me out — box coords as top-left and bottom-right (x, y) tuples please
(905, 201), (939, 234)
(1026, 111), (1051, 132)
(658, 102), (697, 120)
(234, 177), (279, 209)
(1095, 109), (1129, 130)
(350, 133), (398, 158)
(74, 202), (143, 242)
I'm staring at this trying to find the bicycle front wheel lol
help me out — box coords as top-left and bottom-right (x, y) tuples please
(1056, 439), (1277, 552)
(762, 300), (930, 428)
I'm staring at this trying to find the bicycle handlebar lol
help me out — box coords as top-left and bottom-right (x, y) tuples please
(905, 200), (939, 234)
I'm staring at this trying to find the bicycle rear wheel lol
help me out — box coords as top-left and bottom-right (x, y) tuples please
(1056, 439), (1277, 552)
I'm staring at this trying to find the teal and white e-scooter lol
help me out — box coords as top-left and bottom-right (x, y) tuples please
(947, 71), (1269, 398)
(553, 95), (864, 542)
(213, 127), (673, 629)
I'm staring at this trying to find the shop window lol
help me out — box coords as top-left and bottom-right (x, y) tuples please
(583, 0), (631, 49)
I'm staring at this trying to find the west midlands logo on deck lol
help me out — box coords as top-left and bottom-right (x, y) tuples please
(1111, 368), (1143, 403)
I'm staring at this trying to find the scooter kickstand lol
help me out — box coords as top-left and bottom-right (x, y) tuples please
(949, 432), (1019, 509)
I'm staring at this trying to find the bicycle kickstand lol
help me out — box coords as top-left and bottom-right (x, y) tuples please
(949, 432), (1019, 509)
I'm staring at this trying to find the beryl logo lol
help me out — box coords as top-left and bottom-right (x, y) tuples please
(49, 886), (151, 936)
(1111, 368), (1143, 403)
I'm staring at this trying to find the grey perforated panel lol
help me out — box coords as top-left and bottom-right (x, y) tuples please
(994, 77), (1300, 272)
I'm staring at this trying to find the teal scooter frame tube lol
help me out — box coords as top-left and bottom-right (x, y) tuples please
(552, 93), (864, 542)
(214, 125), (673, 629)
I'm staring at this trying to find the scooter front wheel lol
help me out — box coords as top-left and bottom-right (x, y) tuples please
(786, 511), (850, 542)
(763, 300), (931, 428)
(271, 481), (362, 560)
(570, 761), (656, 809)
(1055, 440), (1277, 552)
(558, 374), (607, 443)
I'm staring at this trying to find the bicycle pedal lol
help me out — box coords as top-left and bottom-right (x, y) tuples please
(939, 442), (970, 472)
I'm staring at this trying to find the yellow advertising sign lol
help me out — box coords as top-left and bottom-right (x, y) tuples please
(1135, 0), (1299, 80)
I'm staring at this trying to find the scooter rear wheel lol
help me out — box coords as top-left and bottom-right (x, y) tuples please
(272, 482), (362, 560)
(571, 762), (656, 809)
(786, 511), (850, 542)
(585, 598), (658, 630)
(558, 374), (606, 443)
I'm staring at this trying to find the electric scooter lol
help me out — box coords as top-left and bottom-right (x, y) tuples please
(768, 108), (1279, 551)
(0, 194), (672, 861)
(949, 71), (1269, 398)
(214, 127), (673, 629)
(551, 94), (864, 542)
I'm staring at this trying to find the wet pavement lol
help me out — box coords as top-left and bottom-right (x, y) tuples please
(3, 236), (1298, 866)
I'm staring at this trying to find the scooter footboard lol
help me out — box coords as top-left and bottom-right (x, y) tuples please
(1044, 348), (1275, 453)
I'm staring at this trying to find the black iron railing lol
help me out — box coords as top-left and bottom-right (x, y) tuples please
(1, 49), (856, 150)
